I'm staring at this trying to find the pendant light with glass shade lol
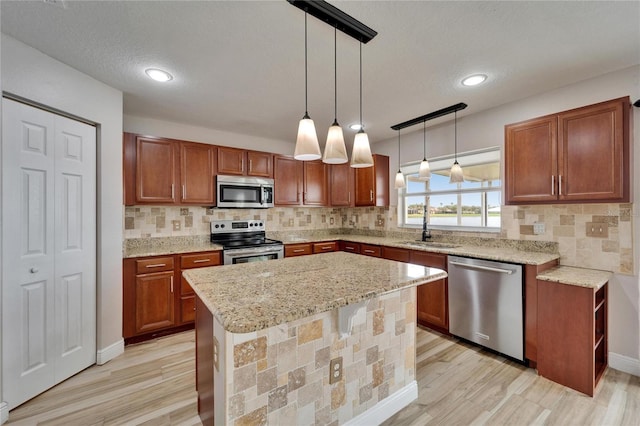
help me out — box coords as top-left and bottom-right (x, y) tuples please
(322, 26), (348, 164)
(350, 42), (374, 168)
(449, 110), (465, 183)
(294, 12), (322, 161)
(394, 129), (405, 189)
(418, 120), (431, 180)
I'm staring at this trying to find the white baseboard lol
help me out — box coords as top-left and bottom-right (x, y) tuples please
(609, 351), (640, 377)
(96, 338), (124, 365)
(345, 381), (418, 426)
(1, 402), (8, 424)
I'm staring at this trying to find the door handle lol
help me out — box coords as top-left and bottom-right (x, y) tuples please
(145, 263), (166, 268)
(192, 259), (210, 264)
(551, 175), (555, 196)
(170, 276), (174, 293)
(558, 175), (563, 196)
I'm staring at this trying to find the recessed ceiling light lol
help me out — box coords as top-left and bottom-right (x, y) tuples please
(461, 74), (487, 86)
(145, 68), (173, 82)
(349, 123), (362, 131)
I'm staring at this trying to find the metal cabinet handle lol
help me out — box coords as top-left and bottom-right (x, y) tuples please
(559, 175), (563, 196)
(345, 247), (355, 251)
(551, 176), (555, 196)
(249, 159), (253, 172)
(364, 249), (375, 254)
(321, 246), (332, 250)
(182, 185), (186, 199)
(30, 267), (39, 273)
(370, 190), (373, 202)
(241, 158), (244, 173)
(293, 249), (305, 253)
(171, 184), (175, 199)
(145, 263), (166, 268)
(348, 192), (351, 203)
(170, 276), (174, 293)
(192, 259), (209, 264)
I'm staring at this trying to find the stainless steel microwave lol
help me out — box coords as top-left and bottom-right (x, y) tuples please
(216, 175), (274, 208)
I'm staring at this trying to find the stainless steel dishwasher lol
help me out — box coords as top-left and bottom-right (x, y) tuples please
(447, 255), (524, 361)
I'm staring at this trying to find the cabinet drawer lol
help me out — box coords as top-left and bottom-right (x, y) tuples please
(410, 250), (447, 269)
(383, 247), (410, 262)
(135, 256), (174, 274)
(285, 243), (313, 257)
(340, 241), (361, 254)
(181, 251), (221, 269)
(360, 244), (382, 257)
(181, 296), (196, 323)
(313, 241), (337, 254)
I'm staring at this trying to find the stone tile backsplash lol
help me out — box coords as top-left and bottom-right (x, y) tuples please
(124, 202), (634, 274)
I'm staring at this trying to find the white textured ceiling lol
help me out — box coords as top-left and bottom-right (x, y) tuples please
(2, 0), (639, 145)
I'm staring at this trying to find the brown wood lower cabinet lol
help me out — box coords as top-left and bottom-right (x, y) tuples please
(123, 250), (221, 343)
(537, 280), (607, 396)
(409, 250), (448, 333)
(340, 241), (361, 254)
(382, 246), (410, 262)
(360, 244), (382, 257)
(195, 295), (215, 426)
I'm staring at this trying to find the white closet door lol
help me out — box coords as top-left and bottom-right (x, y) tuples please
(2, 98), (96, 409)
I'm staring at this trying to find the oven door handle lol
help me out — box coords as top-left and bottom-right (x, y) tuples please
(225, 245), (284, 257)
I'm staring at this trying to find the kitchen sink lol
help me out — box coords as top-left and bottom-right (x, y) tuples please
(399, 241), (461, 249)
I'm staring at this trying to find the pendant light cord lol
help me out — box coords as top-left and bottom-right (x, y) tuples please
(423, 120), (427, 160)
(397, 130), (401, 169)
(334, 26), (338, 122)
(359, 42), (363, 127)
(454, 110), (458, 162)
(304, 12), (309, 116)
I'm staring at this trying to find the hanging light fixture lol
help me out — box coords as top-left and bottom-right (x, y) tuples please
(294, 12), (321, 161)
(418, 120), (431, 180)
(449, 110), (464, 183)
(350, 42), (374, 168)
(323, 27), (348, 164)
(394, 130), (405, 189)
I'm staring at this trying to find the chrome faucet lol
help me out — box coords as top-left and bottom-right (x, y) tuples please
(421, 205), (431, 241)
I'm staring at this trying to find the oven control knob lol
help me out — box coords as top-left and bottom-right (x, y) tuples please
(214, 224), (219, 228)
(221, 224), (225, 228)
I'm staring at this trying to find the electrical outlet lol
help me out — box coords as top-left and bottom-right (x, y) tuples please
(172, 220), (181, 231)
(586, 222), (609, 238)
(533, 222), (545, 235)
(377, 218), (385, 226)
(330, 217), (335, 225)
(213, 336), (219, 372)
(329, 356), (343, 384)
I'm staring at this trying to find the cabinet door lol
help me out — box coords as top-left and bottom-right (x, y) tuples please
(136, 137), (177, 204)
(303, 160), (328, 206)
(247, 151), (273, 177)
(340, 241), (361, 254)
(135, 271), (176, 335)
(354, 166), (375, 206)
(505, 116), (558, 204)
(313, 241), (337, 254)
(180, 142), (216, 205)
(360, 244), (382, 257)
(354, 155), (389, 207)
(558, 98), (626, 201)
(217, 146), (245, 175)
(274, 155), (303, 206)
(537, 280), (597, 396)
(329, 163), (354, 207)
(410, 250), (448, 332)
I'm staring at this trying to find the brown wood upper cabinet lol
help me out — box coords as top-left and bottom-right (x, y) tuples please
(217, 146), (273, 178)
(505, 97), (630, 204)
(124, 133), (216, 206)
(329, 162), (354, 207)
(273, 155), (328, 206)
(354, 154), (390, 207)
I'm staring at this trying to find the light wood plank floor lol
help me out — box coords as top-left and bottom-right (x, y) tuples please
(7, 327), (640, 425)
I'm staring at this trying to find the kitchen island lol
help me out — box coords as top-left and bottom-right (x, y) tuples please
(183, 252), (447, 426)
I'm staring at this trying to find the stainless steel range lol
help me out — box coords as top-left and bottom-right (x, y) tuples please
(210, 220), (283, 265)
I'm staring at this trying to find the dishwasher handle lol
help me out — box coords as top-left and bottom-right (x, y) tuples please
(449, 260), (514, 275)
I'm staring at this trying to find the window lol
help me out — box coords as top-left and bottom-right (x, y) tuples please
(398, 147), (501, 231)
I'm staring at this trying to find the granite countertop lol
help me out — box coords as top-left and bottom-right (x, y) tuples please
(278, 234), (560, 266)
(123, 236), (222, 258)
(183, 252), (447, 333)
(536, 266), (611, 290)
